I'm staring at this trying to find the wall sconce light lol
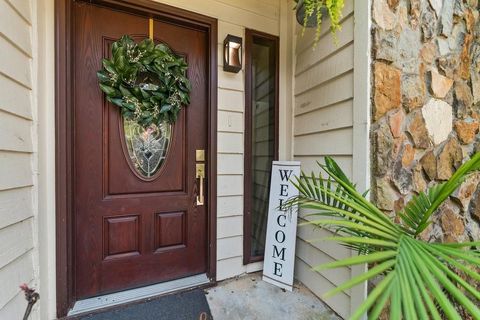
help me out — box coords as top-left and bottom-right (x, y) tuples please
(223, 34), (242, 73)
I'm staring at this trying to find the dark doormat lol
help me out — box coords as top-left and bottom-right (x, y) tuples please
(74, 289), (212, 320)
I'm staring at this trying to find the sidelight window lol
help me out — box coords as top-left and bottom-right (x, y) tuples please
(244, 29), (279, 264)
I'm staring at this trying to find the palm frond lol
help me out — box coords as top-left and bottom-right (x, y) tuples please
(283, 155), (480, 319)
(399, 152), (480, 236)
(322, 236), (480, 320)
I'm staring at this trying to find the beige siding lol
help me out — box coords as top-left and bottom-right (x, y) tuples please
(156, 0), (279, 36)
(293, 1), (355, 318)
(0, 0), (37, 319)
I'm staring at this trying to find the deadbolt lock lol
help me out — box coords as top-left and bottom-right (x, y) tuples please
(196, 149), (205, 162)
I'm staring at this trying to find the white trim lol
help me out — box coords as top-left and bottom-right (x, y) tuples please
(351, 0), (371, 317)
(68, 274), (210, 316)
(245, 261), (263, 273)
(36, 0), (57, 318)
(278, 0), (294, 161)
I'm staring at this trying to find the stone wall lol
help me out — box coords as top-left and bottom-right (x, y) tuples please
(371, 0), (480, 243)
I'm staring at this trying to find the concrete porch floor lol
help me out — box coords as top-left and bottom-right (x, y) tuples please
(205, 273), (341, 320)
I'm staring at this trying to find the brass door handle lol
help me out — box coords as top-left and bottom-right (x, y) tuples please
(196, 163), (205, 206)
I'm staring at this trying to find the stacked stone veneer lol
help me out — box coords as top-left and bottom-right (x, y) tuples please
(371, 0), (480, 242)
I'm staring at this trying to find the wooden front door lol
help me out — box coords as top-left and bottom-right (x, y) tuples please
(72, 2), (211, 299)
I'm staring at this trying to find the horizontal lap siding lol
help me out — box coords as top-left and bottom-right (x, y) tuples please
(0, 0), (36, 319)
(207, 0), (276, 279)
(0, 111), (33, 152)
(295, 258), (350, 319)
(156, 0), (281, 281)
(296, 238), (351, 292)
(216, 16), (246, 278)
(293, 1), (354, 317)
(155, 0), (279, 36)
(0, 187), (33, 230)
(0, 219), (34, 270)
(0, 252), (35, 309)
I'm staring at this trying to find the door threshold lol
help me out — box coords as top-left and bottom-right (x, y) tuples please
(68, 273), (210, 316)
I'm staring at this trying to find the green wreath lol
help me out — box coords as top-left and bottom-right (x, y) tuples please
(97, 35), (191, 127)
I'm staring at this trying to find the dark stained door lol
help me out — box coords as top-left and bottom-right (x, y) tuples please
(73, 2), (209, 298)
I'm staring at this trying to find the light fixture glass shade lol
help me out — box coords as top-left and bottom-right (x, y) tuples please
(223, 34), (242, 73)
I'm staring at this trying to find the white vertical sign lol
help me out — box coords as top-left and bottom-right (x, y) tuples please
(262, 161), (301, 291)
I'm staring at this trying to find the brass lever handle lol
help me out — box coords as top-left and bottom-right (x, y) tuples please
(196, 163), (205, 206)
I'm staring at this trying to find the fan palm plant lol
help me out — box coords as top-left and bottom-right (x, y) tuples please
(284, 153), (480, 319)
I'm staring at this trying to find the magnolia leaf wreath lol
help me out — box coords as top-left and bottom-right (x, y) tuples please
(97, 35), (191, 127)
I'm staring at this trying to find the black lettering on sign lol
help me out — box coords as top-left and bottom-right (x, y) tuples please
(273, 262), (283, 276)
(272, 245), (286, 261)
(277, 214), (286, 227)
(279, 169), (293, 182)
(279, 184), (288, 197)
(275, 230), (286, 243)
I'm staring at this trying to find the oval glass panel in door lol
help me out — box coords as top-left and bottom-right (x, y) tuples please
(123, 118), (172, 178)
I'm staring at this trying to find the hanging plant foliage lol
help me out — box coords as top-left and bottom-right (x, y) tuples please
(294, 0), (345, 45)
(97, 35), (191, 127)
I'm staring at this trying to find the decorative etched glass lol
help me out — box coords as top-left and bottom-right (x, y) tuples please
(123, 118), (171, 178)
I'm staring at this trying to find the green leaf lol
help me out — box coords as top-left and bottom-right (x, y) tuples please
(397, 242), (432, 319)
(310, 219), (398, 241)
(412, 241), (480, 316)
(413, 152), (480, 235)
(107, 97), (123, 107)
(440, 241), (480, 248)
(425, 244), (480, 283)
(96, 71), (111, 83)
(324, 259), (395, 298)
(155, 43), (170, 53)
(432, 244), (480, 266)
(140, 88), (151, 99)
(102, 59), (116, 74)
(404, 239), (462, 320)
(160, 104), (172, 113)
(118, 85), (132, 97)
(319, 160), (397, 228)
(131, 87), (142, 99)
(350, 272), (395, 320)
(111, 41), (120, 54)
(314, 250), (397, 270)
(294, 173), (399, 235)
(122, 103), (135, 111)
(99, 83), (117, 96)
(404, 247), (442, 320)
(324, 236), (398, 249)
(114, 47), (127, 70)
(299, 200), (398, 239)
(368, 284), (393, 320)
(390, 279), (401, 320)
(397, 248), (418, 320)
(139, 38), (154, 51)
